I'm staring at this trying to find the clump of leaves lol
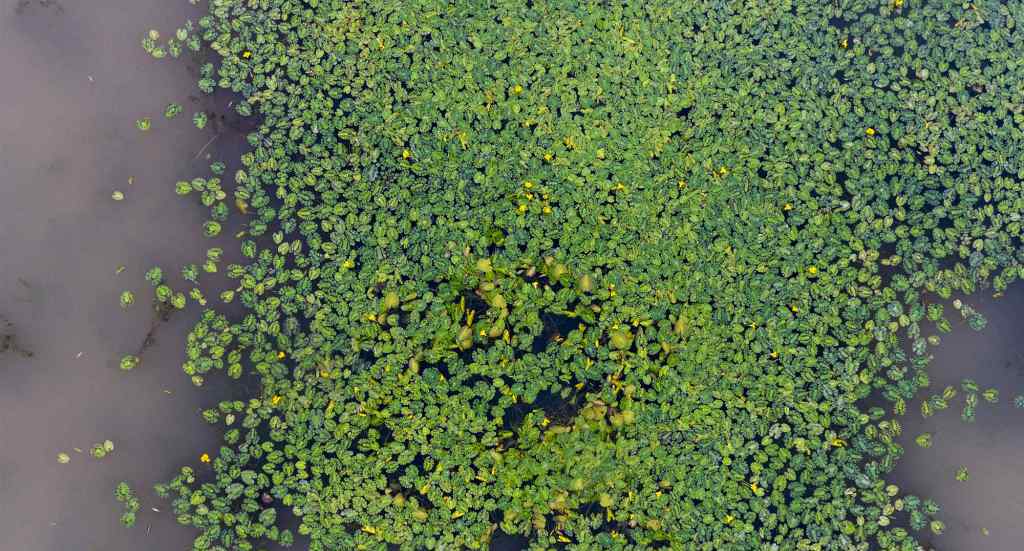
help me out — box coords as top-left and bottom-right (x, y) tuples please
(144, 267), (163, 287)
(90, 439), (114, 459)
(120, 355), (140, 371)
(164, 103), (182, 119)
(135, 118), (151, 132)
(915, 433), (933, 449)
(192, 111), (207, 130)
(140, 1), (1024, 548)
(119, 291), (134, 309)
(956, 466), (969, 482)
(114, 482), (140, 527)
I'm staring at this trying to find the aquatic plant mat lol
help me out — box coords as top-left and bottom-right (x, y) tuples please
(151, 1), (1024, 549)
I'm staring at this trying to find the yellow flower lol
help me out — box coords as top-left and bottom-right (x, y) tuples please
(790, 305), (799, 313)
(200, 453), (211, 463)
(242, 50), (252, 58)
(523, 180), (533, 189)
(724, 514), (735, 525)
(277, 351), (285, 359)
(831, 437), (847, 447)
(866, 127), (876, 136)
(840, 38), (848, 49)
(512, 84), (523, 95)
(783, 203), (793, 211)
(807, 266), (818, 276)
(402, 149), (411, 160)
(544, 152), (553, 162)
(271, 395), (282, 405)
(542, 205), (552, 214)
(894, 0), (904, 7)
(517, 203), (527, 214)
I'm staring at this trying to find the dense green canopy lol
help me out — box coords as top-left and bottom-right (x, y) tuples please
(154, 0), (1024, 549)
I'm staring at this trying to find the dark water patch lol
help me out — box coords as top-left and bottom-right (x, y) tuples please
(14, 0), (64, 16)
(0, 315), (33, 358)
(533, 311), (576, 354)
(490, 530), (529, 551)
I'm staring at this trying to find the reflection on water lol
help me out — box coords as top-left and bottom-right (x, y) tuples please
(0, 1), (1022, 551)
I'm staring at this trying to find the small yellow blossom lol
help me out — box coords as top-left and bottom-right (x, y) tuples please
(242, 50), (252, 58)
(840, 38), (848, 49)
(277, 351), (285, 359)
(200, 453), (211, 463)
(866, 127), (876, 136)
(271, 395), (282, 406)
(517, 203), (527, 214)
(542, 205), (552, 214)
(783, 203), (793, 211)
(523, 180), (533, 189)
(512, 84), (523, 95)
(790, 305), (799, 313)
(544, 152), (553, 162)
(807, 266), (818, 276)
(402, 149), (411, 160)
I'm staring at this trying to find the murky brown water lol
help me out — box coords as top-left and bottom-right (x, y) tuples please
(0, 0), (253, 549)
(0, 1), (1022, 551)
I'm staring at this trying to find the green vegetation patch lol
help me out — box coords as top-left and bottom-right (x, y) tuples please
(153, 0), (1024, 549)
